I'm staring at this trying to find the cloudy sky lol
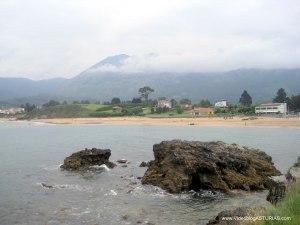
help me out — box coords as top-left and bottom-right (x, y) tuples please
(0, 0), (300, 79)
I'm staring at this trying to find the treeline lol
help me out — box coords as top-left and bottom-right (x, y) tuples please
(20, 86), (300, 118)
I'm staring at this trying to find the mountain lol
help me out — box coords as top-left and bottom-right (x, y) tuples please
(1, 54), (300, 106)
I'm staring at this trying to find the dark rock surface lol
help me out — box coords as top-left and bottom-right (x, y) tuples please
(207, 207), (265, 225)
(265, 176), (287, 205)
(142, 140), (280, 193)
(266, 156), (300, 205)
(117, 159), (128, 164)
(139, 161), (153, 167)
(286, 156), (300, 183)
(60, 148), (115, 170)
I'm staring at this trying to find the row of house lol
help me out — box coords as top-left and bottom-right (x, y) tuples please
(0, 107), (25, 115)
(157, 98), (288, 115)
(214, 100), (288, 115)
(156, 99), (214, 116)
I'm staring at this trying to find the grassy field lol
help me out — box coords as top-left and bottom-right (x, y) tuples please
(145, 109), (193, 118)
(22, 103), (201, 119)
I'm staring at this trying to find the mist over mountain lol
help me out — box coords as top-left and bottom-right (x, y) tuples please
(1, 54), (300, 106)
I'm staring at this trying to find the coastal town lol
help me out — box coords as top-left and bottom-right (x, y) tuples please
(1, 87), (299, 118)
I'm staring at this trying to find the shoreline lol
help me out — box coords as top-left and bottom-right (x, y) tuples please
(26, 116), (300, 127)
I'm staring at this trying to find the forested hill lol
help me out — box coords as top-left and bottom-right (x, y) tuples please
(1, 55), (300, 106)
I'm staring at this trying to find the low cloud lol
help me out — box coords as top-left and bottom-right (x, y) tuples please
(0, 0), (300, 79)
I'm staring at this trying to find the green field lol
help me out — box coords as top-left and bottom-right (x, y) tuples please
(20, 102), (205, 119)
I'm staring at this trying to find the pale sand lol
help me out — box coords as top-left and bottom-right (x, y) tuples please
(33, 117), (300, 127)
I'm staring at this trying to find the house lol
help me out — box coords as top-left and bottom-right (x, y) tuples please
(157, 99), (172, 109)
(214, 100), (228, 108)
(255, 103), (287, 115)
(190, 107), (214, 116)
(181, 103), (193, 110)
(0, 107), (24, 115)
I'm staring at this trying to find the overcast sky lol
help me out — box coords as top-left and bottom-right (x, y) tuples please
(0, 0), (300, 79)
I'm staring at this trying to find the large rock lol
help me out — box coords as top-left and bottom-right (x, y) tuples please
(60, 148), (115, 170)
(142, 140), (280, 193)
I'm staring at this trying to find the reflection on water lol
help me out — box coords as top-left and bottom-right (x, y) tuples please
(0, 122), (299, 225)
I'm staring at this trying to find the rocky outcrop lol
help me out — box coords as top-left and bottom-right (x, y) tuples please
(286, 156), (300, 183)
(207, 207), (265, 225)
(265, 176), (287, 205)
(266, 157), (300, 205)
(142, 140), (280, 193)
(60, 148), (116, 170)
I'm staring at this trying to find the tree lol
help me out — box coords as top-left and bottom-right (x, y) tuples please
(111, 97), (121, 105)
(138, 86), (154, 102)
(42, 100), (60, 108)
(22, 103), (36, 112)
(176, 106), (183, 114)
(171, 99), (178, 108)
(180, 98), (191, 105)
(239, 90), (252, 107)
(132, 97), (142, 104)
(273, 88), (288, 103)
(199, 99), (211, 107)
(80, 100), (90, 104)
(289, 94), (300, 111)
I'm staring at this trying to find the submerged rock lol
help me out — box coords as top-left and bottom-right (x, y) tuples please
(117, 159), (128, 164)
(142, 140), (280, 193)
(60, 148), (116, 170)
(41, 182), (54, 189)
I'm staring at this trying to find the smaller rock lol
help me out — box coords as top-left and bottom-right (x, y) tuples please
(265, 176), (287, 205)
(121, 165), (128, 168)
(105, 161), (117, 168)
(286, 156), (300, 183)
(117, 159), (128, 164)
(121, 214), (129, 220)
(41, 182), (54, 189)
(139, 161), (153, 167)
(61, 148), (114, 171)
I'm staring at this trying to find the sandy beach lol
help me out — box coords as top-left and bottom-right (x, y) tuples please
(32, 116), (300, 127)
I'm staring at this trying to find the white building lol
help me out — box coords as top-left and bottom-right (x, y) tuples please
(255, 103), (287, 115)
(157, 99), (172, 109)
(0, 107), (25, 115)
(214, 100), (228, 108)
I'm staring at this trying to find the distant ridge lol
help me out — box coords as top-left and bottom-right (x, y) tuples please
(1, 54), (300, 106)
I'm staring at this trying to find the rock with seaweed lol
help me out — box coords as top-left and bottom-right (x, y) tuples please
(61, 148), (116, 170)
(142, 140), (280, 193)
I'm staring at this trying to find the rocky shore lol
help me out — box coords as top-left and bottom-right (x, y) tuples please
(60, 142), (299, 225)
(142, 140), (280, 193)
(207, 156), (300, 225)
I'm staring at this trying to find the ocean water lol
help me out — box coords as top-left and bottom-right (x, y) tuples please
(0, 121), (299, 225)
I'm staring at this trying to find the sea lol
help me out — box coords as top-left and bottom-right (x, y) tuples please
(0, 121), (299, 225)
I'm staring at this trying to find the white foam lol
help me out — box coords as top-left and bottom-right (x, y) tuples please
(89, 164), (111, 171)
(105, 189), (118, 196)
